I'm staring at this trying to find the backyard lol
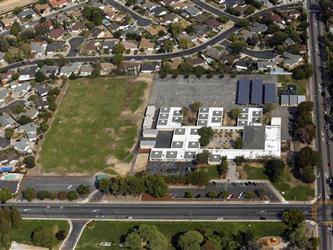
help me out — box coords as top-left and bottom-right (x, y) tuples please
(242, 164), (314, 201)
(278, 75), (307, 96)
(39, 77), (147, 174)
(76, 221), (287, 250)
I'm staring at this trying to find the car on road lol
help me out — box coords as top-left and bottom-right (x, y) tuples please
(327, 177), (333, 188)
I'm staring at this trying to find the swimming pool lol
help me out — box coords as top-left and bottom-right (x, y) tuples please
(1, 173), (23, 181)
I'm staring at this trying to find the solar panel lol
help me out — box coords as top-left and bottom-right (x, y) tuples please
(236, 79), (251, 104)
(250, 79), (263, 105)
(264, 83), (276, 104)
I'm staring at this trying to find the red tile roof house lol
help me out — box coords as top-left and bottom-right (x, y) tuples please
(49, 0), (70, 9)
(206, 18), (222, 32)
(49, 27), (66, 40)
(83, 40), (99, 56)
(71, 22), (88, 35)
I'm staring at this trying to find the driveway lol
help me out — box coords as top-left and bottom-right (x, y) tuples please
(61, 220), (88, 250)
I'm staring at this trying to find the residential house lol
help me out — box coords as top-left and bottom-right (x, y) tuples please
(183, 6), (202, 17)
(0, 52), (5, 65)
(0, 18), (15, 29)
(59, 62), (82, 77)
(79, 64), (94, 77)
(83, 40), (99, 56)
(39, 64), (59, 77)
(235, 61), (248, 71)
(225, 0), (246, 8)
(150, 6), (167, 17)
(23, 107), (39, 120)
(122, 40), (138, 52)
(119, 62), (141, 75)
(46, 41), (66, 55)
(141, 62), (160, 73)
(49, 27), (66, 40)
(12, 82), (31, 98)
(146, 25), (166, 36)
(49, 0), (69, 9)
(0, 88), (9, 103)
(206, 18), (222, 32)
(17, 123), (37, 142)
(71, 22), (88, 35)
(13, 138), (31, 154)
(0, 72), (12, 84)
(34, 3), (51, 15)
(257, 61), (276, 71)
(91, 27), (105, 38)
(205, 47), (223, 61)
(193, 25), (210, 38)
(0, 137), (9, 150)
(238, 30), (254, 41)
(18, 66), (38, 82)
(0, 115), (16, 128)
(31, 42), (47, 58)
(139, 38), (155, 52)
(33, 84), (50, 97)
(187, 57), (206, 67)
(283, 53), (303, 70)
(33, 96), (49, 110)
(160, 13), (179, 25)
(250, 22), (268, 34)
(17, 8), (36, 19)
(100, 63), (116, 75)
(102, 39), (117, 53)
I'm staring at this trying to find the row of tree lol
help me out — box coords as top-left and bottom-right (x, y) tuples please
(123, 224), (260, 250)
(293, 101), (316, 144)
(0, 207), (21, 249)
(21, 184), (90, 202)
(97, 176), (168, 198)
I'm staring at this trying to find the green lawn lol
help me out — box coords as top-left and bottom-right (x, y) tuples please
(199, 165), (221, 179)
(39, 77), (147, 173)
(243, 165), (314, 201)
(277, 75), (307, 95)
(76, 221), (287, 250)
(12, 220), (69, 246)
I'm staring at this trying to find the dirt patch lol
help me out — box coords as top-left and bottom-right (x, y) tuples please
(134, 153), (149, 173)
(0, 0), (37, 15)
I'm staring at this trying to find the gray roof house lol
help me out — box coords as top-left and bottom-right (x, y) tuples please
(33, 84), (50, 97)
(59, 62), (82, 77)
(0, 88), (10, 102)
(79, 64), (94, 77)
(31, 42), (46, 58)
(183, 6), (202, 17)
(250, 22), (268, 34)
(12, 82), (31, 98)
(0, 52), (5, 63)
(0, 137), (10, 149)
(17, 8), (36, 19)
(0, 114), (16, 128)
(283, 53), (303, 69)
(13, 138), (31, 154)
(40, 64), (59, 77)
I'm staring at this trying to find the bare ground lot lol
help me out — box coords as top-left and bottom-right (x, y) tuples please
(0, 0), (37, 15)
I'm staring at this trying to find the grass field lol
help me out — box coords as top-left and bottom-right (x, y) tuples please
(278, 75), (307, 95)
(199, 165), (221, 179)
(12, 220), (69, 246)
(76, 221), (287, 250)
(39, 77), (147, 174)
(243, 165), (314, 201)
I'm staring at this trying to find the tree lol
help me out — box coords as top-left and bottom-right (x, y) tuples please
(234, 137), (243, 149)
(195, 150), (210, 164)
(113, 43), (125, 54)
(10, 207), (21, 229)
(32, 227), (57, 248)
(193, 66), (206, 78)
(37, 190), (49, 200)
(189, 102), (202, 112)
(23, 155), (35, 168)
(300, 165), (315, 183)
(184, 191), (192, 198)
(282, 209), (305, 228)
(0, 188), (11, 203)
(97, 178), (110, 193)
(10, 21), (21, 36)
(244, 5), (256, 16)
(236, 19), (250, 28)
(198, 127), (214, 146)
(55, 230), (67, 241)
(67, 191), (78, 201)
(292, 63), (313, 80)
(35, 71), (46, 82)
(0, 40), (9, 52)
(17, 115), (32, 125)
(185, 171), (209, 185)
(162, 40), (174, 52)
(113, 53), (123, 67)
(288, 224), (308, 249)
(298, 146), (320, 168)
(4, 128), (14, 139)
(144, 176), (168, 197)
(179, 38), (190, 49)
(263, 103), (275, 113)
(264, 159), (285, 182)
(22, 188), (36, 202)
(171, 22), (182, 37)
(76, 185), (90, 195)
(82, 6), (104, 26)
(217, 157), (228, 176)
(229, 108), (240, 120)
(178, 230), (203, 250)
(125, 233), (141, 249)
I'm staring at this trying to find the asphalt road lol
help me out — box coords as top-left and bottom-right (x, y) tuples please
(61, 220), (88, 250)
(67, 37), (85, 57)
(106, 0), (152, 27)
(221, 40), (277, 60)
(5, 203), (312, 220)
(307, 0), (333, 249)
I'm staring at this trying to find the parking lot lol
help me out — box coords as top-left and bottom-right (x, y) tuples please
(169, 181), (281, 202)
(150, 75), (277, 110)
